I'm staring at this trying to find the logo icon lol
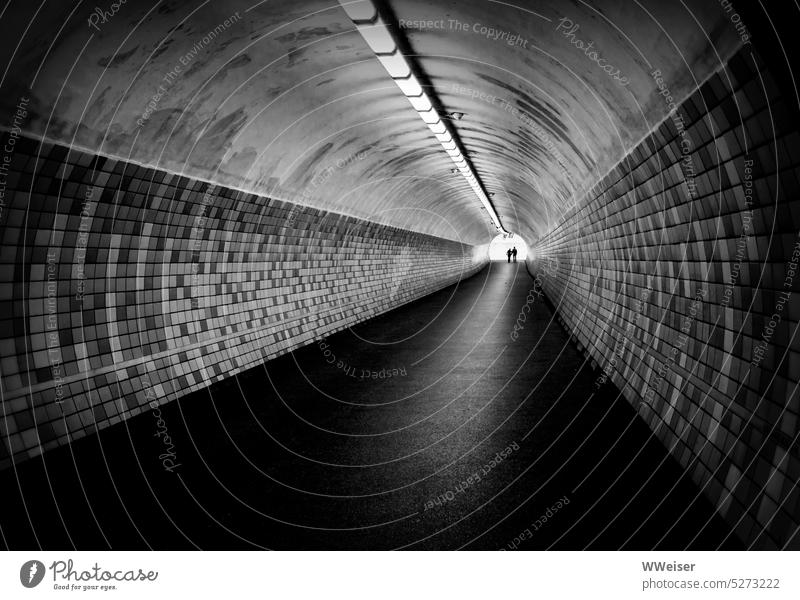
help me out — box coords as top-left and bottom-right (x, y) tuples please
(20, 560), (45, 588)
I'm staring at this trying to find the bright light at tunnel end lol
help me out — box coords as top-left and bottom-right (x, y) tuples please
(489, 233), (528, 261)
(338, 0), (507, 234)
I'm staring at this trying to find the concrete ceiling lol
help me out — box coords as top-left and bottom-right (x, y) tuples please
(0, 0), (742, 245)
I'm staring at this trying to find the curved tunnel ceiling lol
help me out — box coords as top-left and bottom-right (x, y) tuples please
(1, 0), (742, 245)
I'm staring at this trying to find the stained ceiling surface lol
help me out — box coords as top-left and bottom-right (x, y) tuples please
(1, 0), (742, 244)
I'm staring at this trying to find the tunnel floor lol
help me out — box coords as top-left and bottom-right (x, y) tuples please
(0, 262), (740, 550)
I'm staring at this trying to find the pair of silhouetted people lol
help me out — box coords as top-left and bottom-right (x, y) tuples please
(506, 247), (518, 263)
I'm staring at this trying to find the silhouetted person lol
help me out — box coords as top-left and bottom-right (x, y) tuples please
(512, 247), (518, 262)
(506, 248), (512, 263)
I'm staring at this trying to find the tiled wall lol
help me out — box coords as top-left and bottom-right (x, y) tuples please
(530, 48), (800, 549)
(0, 135), (487, 470)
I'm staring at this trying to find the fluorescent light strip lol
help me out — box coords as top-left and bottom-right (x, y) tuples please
(395, 74), (423, 97)
(408, 93), (432, 112)
(427, 121), (446, 135)
(339, 0), (377, 21)
(377, 52), (410, 78)
(358, 20), (396, 54)
(339, 0), (504, 231)
(437, 132), (453, 144)
(418, 108), (440, 124)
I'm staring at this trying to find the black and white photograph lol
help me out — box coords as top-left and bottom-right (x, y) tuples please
(0, 0), (799, 596)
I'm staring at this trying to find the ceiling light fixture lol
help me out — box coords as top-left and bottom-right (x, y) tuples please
(395, 74), (423, 97)
(359, 22), (396, 54)
(339, 0), (377, 21)
(408, 93), (432, 112)
(377, 52), (411, 78)
(428, 121), (447, 136)
(418, 108), (440, 124)
(338, 0), (505, 232)
(435, 131), (452, 144)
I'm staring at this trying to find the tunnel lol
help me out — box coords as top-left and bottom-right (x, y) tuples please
(0, 0), (798, 551)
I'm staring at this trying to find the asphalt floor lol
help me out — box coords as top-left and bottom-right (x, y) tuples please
(0, 262), (739, 549)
